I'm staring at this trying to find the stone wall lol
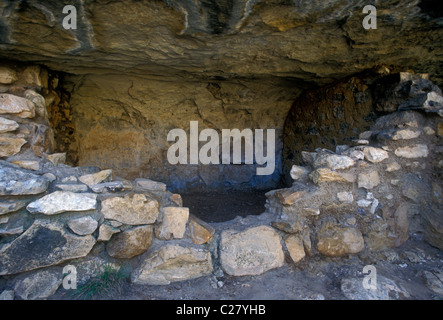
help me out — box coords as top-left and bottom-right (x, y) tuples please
(0, 64), (442, 300)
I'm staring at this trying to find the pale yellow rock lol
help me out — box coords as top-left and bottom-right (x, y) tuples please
(0, 136), (26, 157)
(0, 94), (35, 118)
(285, 234), (305, 263)
(11, 160), (40, 171)
(46, 153), (66, 165)
(309, 168), (355, 184)
(156, 207), (189, 240)
(78, 169), (112, 186)
(0, 67), (18, 84)
(188, 214), (215, 245)
(394, 144), (429, 158)
(0, 117), (19, 133)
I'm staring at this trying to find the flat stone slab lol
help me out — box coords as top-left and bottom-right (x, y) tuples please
(0, 165), (49, 195)
(26, 191), (97, 215)
(0, 221), (96, 275)
(220, 225), (284, 276)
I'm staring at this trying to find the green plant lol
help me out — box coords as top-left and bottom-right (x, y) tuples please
(70, 264), (128, 300)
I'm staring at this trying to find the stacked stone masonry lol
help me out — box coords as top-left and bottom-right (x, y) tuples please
(0, 64), (442, 299)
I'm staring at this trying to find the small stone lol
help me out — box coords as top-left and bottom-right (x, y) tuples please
(97, 223), (120, 242)
(317, 224), (364, 257)
(290, 165), (310, 181)
(55, 184), (89, 193)
(395, 144), (428, 158)
(385, 162), (401, 172)
(91, 181), (125, 193)
(0, 117), (19, 133)
(363, 147), (389, 163)
(0, 165), (49, 195)
(46, 153), (66, 165)
(0, 94), (35, 118)
(14, 270), (62, 300)
(106, 225), (154, 259)
(156, 207), (189, 240)
(313, 154), (354, 170)
(309, 168), (355, 184)
(101, 193), (159, 225)
(135, 178), (166, 191)
(303, 207), (320, 216)
(42, 173), (56, 182)
(131, 244), (213, 285)
(423, 126), (435, 135)
(359, 131), (373, 139)
(0, 200), (27, 215)
(0, 136), (26, 157)
(170, 193), (183, 206)
(26, 191), (97, 215)
(358, 171), (380, 190)
(343, 149), (365, 161)
(277, 189), (306, 205)
(369, 198), (379, 214)
(353, 139), (369, 145)
(10, 160), (40, 171)
(285, 235), (305, 263)
(335, 145), (350, 154)
(391, 129), (421, 140)
(0, 67), (18, 84)
(67, 216), (98, 236)
(189, 214), (215, 245)
(337, 191), (354, 203)
(357, 199), (372, 208)
(78, 169), (112, 187)
(61, 176), (77, 183)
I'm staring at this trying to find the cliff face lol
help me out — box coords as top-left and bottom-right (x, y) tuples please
(1, 0), (442, 190)
(1, 0), (442, 84)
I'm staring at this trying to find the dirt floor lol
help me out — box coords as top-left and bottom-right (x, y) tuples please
(49, 192), (443, 301)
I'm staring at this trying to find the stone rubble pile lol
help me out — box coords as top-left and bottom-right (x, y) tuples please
(0, 64), (442, 299)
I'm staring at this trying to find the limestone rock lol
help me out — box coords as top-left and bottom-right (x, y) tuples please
(100, 193), (160, 225)
(337, 191), (354, 204)
(285, 234), (305, 263)
(0, 199), (27, 215)
(310, 168), (355, 184)
(0, 67), (18, 84)
(358, 171), (380, 190)
(156, 207), (189, 240)
(277, 189), (307, 206)
(0, 136), (26, 157)
(290, 165), (310, 181)
(0, 117), (19, 133)
(131, 244), (213, 285)
(78, 169), (113, 186)
(341, 275), (410, 300)
(46, 153), (66, 165)
(0, 94), (35, 118)
(220, 226), (284, 276)
(67, 216), (98, 236)
(188, 214), (215, 245)
(313, 153), (354, 170)
(135, 178), (167, 191)
(14, 269), (62, 300)
(363, 147), (389, 163)
(97, 223), (120, 242)
(91, 181), (125, 193)
(106, 225), (154, 259)
(55, 183), (89, 193)
(385, 162), (401, 172)
(10, 160), (40, 171)
(317, 224), (364, 257)
(170, 193), (183, 206)
(26, 191), (97, 215)
(0, 165), (48, 195)
(394, 144), (429, 158)
(0, 221), (96, 275)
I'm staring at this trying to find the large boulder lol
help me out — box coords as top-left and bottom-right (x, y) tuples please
(26, 191), (97, 215)
(106, 225), (154, 259)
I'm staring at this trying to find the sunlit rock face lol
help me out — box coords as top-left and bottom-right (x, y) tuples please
(1, 0), (442, 190)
